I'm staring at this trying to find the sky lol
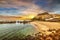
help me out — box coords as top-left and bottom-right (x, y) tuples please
(0, 0), (60, 15)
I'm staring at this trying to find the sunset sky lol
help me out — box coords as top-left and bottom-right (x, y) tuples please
(0, 0), (60, 15)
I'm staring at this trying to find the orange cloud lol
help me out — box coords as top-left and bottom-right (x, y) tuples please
(22, 4), (45, 15)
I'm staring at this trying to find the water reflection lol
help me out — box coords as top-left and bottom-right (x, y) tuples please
(0, 23), (37, 40)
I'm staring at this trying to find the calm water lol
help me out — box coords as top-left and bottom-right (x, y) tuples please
(0, 23), (37, 40)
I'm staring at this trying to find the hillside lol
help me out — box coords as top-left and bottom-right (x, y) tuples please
(32, 12), (60, 22)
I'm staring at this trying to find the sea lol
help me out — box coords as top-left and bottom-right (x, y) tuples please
(0, 23), (37, 39)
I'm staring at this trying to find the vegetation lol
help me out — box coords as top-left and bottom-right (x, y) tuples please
(32, 12), (60, 22)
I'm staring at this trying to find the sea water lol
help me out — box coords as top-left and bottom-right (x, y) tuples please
(0, 23), (37, 39)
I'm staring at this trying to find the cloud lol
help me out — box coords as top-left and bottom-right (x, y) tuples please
(0, 0), (60, 15)
(0, 0), (46, 15)
(22, 4), (45, 15)
(17, 0), (34, 2)
(0, 0), (35, 8)
(49, 0), (60, 12)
